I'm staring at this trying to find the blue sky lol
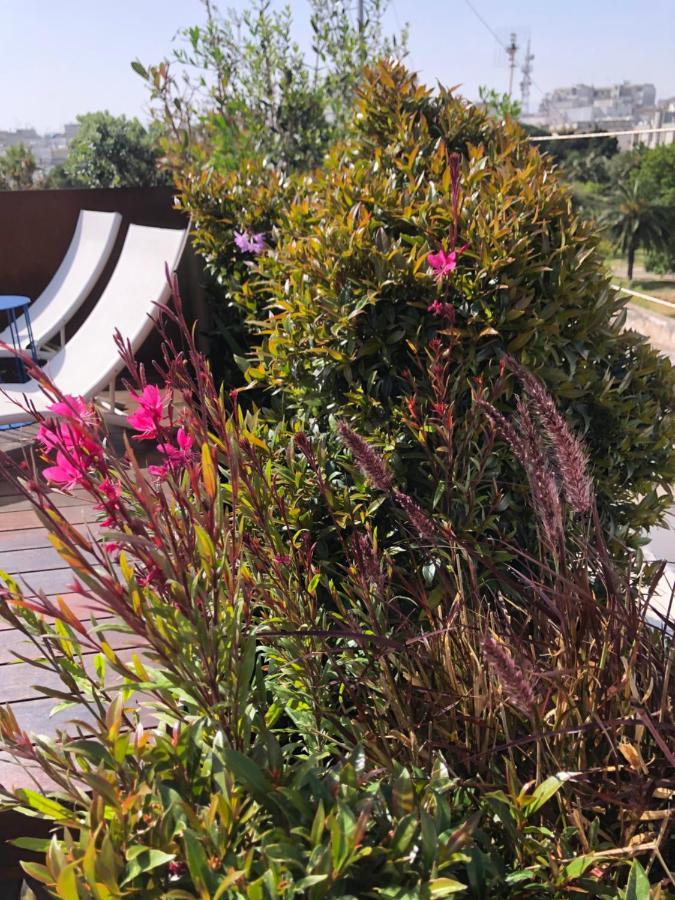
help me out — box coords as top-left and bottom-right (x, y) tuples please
(2, 0), (674, 132)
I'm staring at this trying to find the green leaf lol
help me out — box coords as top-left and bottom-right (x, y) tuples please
(296, 875), (329, 890)
(522, 775), (566, 816)
(625, 860), (651, 900)
(56, 864), (79, 900)
(121, 846), (176, 885)
(18, 789), (73, 822)
(391, 767), (415, 816)
(561, 854), (596, 881)
(10, 836), (53, 852)
(131, 60), (149, 79)
(429, 877), (467, 897)
(222, 749), (273, 805)
(19, 861), (52, 884)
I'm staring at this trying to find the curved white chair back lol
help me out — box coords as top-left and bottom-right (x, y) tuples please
(0, 210), (122, 355)
(0, 223), (189, 425)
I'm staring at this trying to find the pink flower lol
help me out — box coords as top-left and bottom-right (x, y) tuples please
(94, 478), (123, 527)
(128, 385), (168, 441)
(38, 421), (70, 454)
(427, 244), (467, 281)
(427, 300), (455, 322)
(149, 428), (195, 477)
(158, 427), (194, 464)
(39, 420), (102, 461)
(234, 230), (266, 255)
(39, 414), (104, 490)
(38, 396), (97, 454)
(48, 395), (95, 423)
(43, 451), (87, 490)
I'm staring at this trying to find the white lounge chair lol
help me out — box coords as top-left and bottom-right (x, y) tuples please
(0, 210), (122, 358)
(0, 223), (189, 426)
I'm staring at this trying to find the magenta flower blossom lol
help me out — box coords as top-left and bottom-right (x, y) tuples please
(43, 451), (87, 490)
(48, 395), (95, 423)
(234, 230), (266, 256)
(38, 396), (97, 456)
(39, 396), (106, 490)
(148, 427), (195, 478)
(95, 477), (123, 528)
(427, 244), (467, 282)
(427, 300), (455, 322)
(128, 385), (168, 441)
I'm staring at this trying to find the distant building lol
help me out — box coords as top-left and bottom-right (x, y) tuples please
(538, 81), (656, 131)
(530, 81), (675, 151)
(0, 122), (80, 173)
(629, 98), (675, 150)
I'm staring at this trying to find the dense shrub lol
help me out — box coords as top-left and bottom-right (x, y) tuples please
(181, 61), (674, 551)
(175, 159), (293, 387)
(0, 298), (672, 894)
(139, 0), (407, 174)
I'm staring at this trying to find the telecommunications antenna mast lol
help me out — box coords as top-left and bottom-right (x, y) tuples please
(506, 32), (518, 95)
(520, 38), (534, 113)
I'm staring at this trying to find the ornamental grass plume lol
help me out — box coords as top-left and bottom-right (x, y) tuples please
(483, 635), (536, 715)
(506, 357), (594, 514)
(337, 421), (438, 541)
(392, 488), (439, 541)
(514, 397), (564, 551)
(337, 421), (394, 492)
(477, 395), (563, 551)
(350, 530), (386, 596)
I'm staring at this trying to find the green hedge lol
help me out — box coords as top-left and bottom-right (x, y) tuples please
(180, 61), (675, 549)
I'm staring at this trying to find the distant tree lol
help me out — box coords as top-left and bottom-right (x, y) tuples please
(61, 111), (170, 188)
(639, 142), (675, 206)
(478, 86), (521, 120)
(639, 143), (675, 273)
(41, 163), (74, 189)
(0, 144), (37, 190)
(601, 177), (670, 280)
(135, 0), (408, 173)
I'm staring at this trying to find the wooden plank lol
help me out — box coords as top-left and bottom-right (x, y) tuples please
(0, 592), (119, 633)
(8, 693), (155, 738)
(0, 753), (64, 794)
(0, 653), (133, 705)
(0, 648), (138, 704)
(0, 493), (92, 513)
(0, 523), (101, 553)
(0, 481), (90, 499)
(0, 506), (96, 533)
(0, 626), (144, 666)
(17, 568), (85, 596)
(0, 546), (70, 575)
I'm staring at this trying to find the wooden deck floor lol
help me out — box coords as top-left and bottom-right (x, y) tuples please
(0, 470), (102, 784)
(0, 421), (144, 794)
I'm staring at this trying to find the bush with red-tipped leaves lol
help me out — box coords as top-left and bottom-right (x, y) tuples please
(0, 290), (672, 894)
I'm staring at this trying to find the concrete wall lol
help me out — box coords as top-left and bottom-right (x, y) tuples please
(624, 305), (675, 364)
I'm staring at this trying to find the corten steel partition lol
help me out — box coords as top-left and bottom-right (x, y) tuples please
(0, 187), (208, 365)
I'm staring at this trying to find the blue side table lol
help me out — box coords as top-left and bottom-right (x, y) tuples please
(0, 295), (38, 382)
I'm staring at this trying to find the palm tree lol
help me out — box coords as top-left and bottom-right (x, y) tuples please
(0, 144), (37, 191)
(601, 177), (670, 281)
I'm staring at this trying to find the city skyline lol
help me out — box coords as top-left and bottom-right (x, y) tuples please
(2, 0), (674, 133)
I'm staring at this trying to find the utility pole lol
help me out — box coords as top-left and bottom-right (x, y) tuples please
(520, 38), (534, 114)
(506, 32), (518, 96)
